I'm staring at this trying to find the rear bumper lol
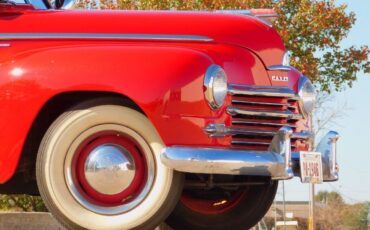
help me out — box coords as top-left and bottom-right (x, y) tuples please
(161, 127), (339, 182)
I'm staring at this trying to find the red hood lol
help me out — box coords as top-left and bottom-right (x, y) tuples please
(1, 10), (285, 67)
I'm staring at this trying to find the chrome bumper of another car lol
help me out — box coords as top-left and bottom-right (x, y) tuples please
(161, 127), (339, 181)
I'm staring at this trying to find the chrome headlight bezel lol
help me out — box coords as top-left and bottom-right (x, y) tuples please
(282, 51), (291, 66)
(298, 76), (316, 117)
(204, 65), (228, 110)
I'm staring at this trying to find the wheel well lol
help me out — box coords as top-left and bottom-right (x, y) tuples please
(1, 91), (143, 195)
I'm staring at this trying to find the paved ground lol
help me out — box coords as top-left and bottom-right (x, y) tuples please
(0, 212), (64, 230)
(0, 212), (172, 230)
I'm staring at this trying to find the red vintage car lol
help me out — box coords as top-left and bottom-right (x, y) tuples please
(0, 0), (339, 229)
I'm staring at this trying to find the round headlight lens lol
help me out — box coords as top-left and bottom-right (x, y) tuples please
(282, 52), (291, 66)
(298, 76), (316, 116)
(204, 65), (228, 110)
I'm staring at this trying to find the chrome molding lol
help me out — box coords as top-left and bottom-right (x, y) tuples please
(232, 99), (291, 107)
(84, 144), (136, 195)
(64, 124), (155, 215)
(268, 126), (294, 180)
(267, 65), (292, 71)
(161, 147), (287, 177)
(227, 106), (303, 120)
(228, 84), (297, 98)
(161, 126), (295, 179)
(231, 140), (271, 146)
(214, 10), (252, 15)
(0, 43), (10, 47)
(0, 33), (213, 42)
(204, 123), (277, 137)
(204, 64), (228, 110)
(161, 126), (339, 181)
(231, 120), (297, 128)
(204, 123), (314, 147)
(297, 75), (316, 118)
(232, 140), (296, 148)
(316, 131), (340, 181)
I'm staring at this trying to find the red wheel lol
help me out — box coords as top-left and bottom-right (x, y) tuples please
(72, 133), (148, 207)
(166, 175), (277, 230)
(180, 188), (247, 215)
(37, 101), (183, 230)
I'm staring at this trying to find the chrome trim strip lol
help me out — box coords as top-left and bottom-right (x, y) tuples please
(228, 127), (276, 136)
(215, 10), (252, 15)
(161, 147), (286, 177)
(231, 140), (271, 146)
(232, 140), (296, 148)
(204, 123), (276, 137)
(232, 99), (291, 107)
(267, 65), (292, 71)
(204, 123), (312, 141)
(0, 43), (10, 47)
(256, 13), (279, 18)
(161, 127), (294, 179)
(228, 84), (297, 98)
(227, 106), (303, 120)
(0, 33), (214, 42)
(232, 120), (297, 128)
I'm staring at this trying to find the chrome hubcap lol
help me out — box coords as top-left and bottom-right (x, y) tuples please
(84, 144), (136, 195)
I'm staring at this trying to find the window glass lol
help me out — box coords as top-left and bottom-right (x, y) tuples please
(12, 0), (27, 3)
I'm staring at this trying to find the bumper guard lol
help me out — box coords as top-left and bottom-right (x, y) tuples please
(161, 127), (339, 181)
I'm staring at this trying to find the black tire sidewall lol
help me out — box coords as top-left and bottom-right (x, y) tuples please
(166, 181), (278, 230)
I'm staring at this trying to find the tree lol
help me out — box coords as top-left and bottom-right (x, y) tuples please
(343, 202), (370, 230)
(315, 191), (370, 230)
(76, 0), (369, 93)
(315, 190), (344, 205)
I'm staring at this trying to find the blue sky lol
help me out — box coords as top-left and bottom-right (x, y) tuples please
(282, 0), (370, 203)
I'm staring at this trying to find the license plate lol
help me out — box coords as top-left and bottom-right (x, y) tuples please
(300, 151), (323, 184)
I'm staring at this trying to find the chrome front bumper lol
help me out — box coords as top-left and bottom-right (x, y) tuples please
(161, 127), (339, 181)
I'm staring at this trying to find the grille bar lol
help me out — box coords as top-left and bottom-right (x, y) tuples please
(232, 120), (297, 128)
(228, 128), (276, 136)
(227, 106), (302, 120)
(231, 140), (297, 148)
(231, 140), (271, 146)
(232, 99), (290, 107)
(228, 84), (298, 98)
(226, 83), (304, 151)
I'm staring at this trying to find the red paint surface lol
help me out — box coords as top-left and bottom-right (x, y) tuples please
(0, 7), (309, 183)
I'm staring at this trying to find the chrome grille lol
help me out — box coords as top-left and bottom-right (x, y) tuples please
(227, 84), (301, 151)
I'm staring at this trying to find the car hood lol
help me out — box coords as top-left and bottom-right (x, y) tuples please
(1, 10), (285, 67)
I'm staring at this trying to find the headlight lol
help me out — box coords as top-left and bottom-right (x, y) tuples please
(282, 52), (291, 66)
(298, 76), (316, 117)
(204, 65), (228, 110)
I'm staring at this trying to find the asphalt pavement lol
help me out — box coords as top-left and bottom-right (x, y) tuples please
(0, 212), (172, 230)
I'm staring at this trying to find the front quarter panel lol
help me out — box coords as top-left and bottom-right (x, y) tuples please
(0, 41), (214, 182)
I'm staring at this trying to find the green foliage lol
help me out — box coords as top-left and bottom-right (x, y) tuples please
(315, 190), (344, 204)
(76, 0), (369, 93)
(315, 191), (370, 230)
(0, 194), (47, 212)
(343, 202), (370, 230)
